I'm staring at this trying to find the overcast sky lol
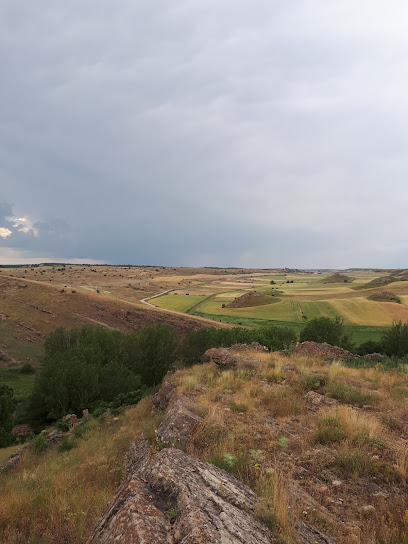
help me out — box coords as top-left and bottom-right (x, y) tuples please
(1, 1), (408, 268)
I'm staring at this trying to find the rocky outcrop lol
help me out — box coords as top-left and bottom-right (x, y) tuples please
(205, 343), (268, 370)
(89, 377), (343, 544)
(292, 342), (354, 361)
(88, 434), (278, 544)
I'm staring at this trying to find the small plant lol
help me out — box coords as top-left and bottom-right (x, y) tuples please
(223, 453), (238, 470)
(299, 374), (326, 391)
(278, 436), (289, 449)
(168, 506), (178, 520)
(315, 417), (346, 444)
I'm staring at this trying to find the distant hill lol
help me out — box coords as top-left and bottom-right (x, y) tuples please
(367, 291), (401, 303)
(227, 290), (281, 308)
(322, 273), (352, 284)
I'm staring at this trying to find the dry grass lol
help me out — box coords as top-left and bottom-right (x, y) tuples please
(0, 398), (154, 544)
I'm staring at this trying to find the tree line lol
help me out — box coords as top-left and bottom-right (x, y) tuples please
(2, 318), (408, 446)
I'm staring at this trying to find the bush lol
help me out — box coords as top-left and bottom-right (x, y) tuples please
(354, 340), (383, 356)
(56, 420), (70, 433)
(32, 433), (48, 454)
(300, 316), (353, 350)
(20, 362), (35, 374)
(315, 417), (346, 444)
(382, 322), (408, 357)
(299, 374), (326, 391)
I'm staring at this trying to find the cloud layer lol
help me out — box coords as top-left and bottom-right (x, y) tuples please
(1, 1), (408, 267)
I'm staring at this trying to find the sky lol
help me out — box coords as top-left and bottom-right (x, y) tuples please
(1, 1), (408, 268)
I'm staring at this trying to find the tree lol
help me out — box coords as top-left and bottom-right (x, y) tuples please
(0, 385), (17, 447)
(300, 317), (353, 350)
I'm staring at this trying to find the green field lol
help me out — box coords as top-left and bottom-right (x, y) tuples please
(149, 270), (408, 345)
(153, 293), (207, 313)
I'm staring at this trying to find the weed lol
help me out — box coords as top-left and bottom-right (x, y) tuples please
(315, 417), (346, 444)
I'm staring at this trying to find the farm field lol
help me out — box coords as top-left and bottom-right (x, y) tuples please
(1, 264), (407, 370)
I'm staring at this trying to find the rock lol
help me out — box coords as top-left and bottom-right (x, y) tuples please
(11, 424), (32, 438)
(152, 380), (177, 413)
(62, 413), (78, 427)
(331, 480), (342, 488)
(47, 430), (64, 444)
(82, 409), (89, 420)
(305, 391), (338, 412)
(88, 434), (279, 544)
(361, 505), (376, 515)
(295, 521), (342, 544)
(229, 342), (269, 353)
(205, 344), (264, 370)
(292, 342), (355, 361)
(0, 447), (25, 472)
(156, 399), (202, 448)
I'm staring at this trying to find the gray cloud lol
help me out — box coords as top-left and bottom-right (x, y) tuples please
(1, 1), (408, 267)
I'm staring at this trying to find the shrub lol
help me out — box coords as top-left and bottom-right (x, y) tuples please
(300, 316), (353, 350)
(20, 362), (35, 374)
(56, 420), (70, 433)
(354, 340), (383, 356)
(32, 433), (48, 454)
(299, 374), (326, 391)
(315, 417), (346, 444)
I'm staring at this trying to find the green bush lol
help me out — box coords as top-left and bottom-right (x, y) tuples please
(32, 433), (48, 454)
(56, 420), (70, 433)
(300, 316), (353, 350)
(20, 362), (35, 374)
(315, 417), (346, 444)
(299, 374), (326, 391)
(382, 322), (408, 357)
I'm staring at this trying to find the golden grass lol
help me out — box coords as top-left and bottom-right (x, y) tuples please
(0, 398), (153, 544)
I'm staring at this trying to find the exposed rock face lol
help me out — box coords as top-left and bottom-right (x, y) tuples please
(156, 398), (203, 448)
(88, 434), (278, 544)
(228, 342), (269, 353)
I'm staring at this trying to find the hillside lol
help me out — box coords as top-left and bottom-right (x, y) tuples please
(1, 344), (407, 543)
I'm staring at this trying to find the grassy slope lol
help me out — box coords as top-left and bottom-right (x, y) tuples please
(1, 351), (408, 543)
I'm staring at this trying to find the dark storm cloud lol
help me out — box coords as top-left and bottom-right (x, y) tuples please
(1, 1), (408, 266)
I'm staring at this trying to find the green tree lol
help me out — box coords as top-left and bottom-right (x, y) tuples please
(0, 385), (17, 447)
(300, 317), (353, 350)
(381, 322), (408, 357)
